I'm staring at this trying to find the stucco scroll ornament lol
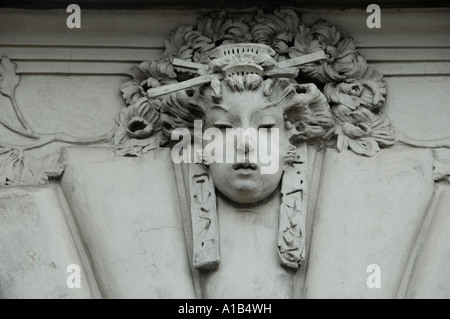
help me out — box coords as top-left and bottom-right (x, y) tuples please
(0, 57), (109, 186)
(109, 8), (400, 271)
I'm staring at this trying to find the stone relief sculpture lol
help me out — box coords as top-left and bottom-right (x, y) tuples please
(0, 56), (108, 185)
(111, 9), (396, 158)
(107, 8), (397, 274)
(1, 7), (449, 298)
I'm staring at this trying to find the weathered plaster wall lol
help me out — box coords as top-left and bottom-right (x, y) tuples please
(0, 7), (449, 298)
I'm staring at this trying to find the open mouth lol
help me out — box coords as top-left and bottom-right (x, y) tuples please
(232, 162), (258, 171)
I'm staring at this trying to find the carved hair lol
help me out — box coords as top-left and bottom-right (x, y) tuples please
(160, 75), (334, 146)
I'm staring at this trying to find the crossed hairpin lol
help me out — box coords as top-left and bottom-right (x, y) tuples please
(147, 43), (326, 99)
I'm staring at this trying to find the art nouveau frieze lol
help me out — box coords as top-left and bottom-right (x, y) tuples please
(1, 7), (449, 298)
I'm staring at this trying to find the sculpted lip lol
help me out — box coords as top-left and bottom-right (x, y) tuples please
(232, 163), (258, 171)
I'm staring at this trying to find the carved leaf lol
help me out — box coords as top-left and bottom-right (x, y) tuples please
(290, 24), (322, 56)
(0, 56), (20, 98)
(0, 150), (65, 186)
(310, 20), (340, 47)
(370, 115), (397, 147)
(347, 136), (380, 156)
(325, 69), (386, 111)
(336, 134), (348, 152)
(0, 146), (10, 156)
(120, 79), (146, 105)
(334, 105), (396, 156)
(162, 25), (194, 58)
(139, 60), (177, 80)
(251, 8), (299, 56)
(162, 25), (215, 64)
(290, 21), (368, 83)
(329, 37), (367, 80)
(325, 82), (362, 110)
(0, 150), (15, 184)
(127, 65), (151, 83)
(210, 11), (251, 44)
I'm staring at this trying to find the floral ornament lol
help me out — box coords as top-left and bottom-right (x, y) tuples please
(251, 8), (300, 57)
(120, 79), (146, 106)
(324, 65), (395, 156)
(109, 97), (163, 157)
(325, 66), (386, 111)
(289, 20), (367, 82)
(162, 25), (213, 65)
(160, 11), (251, 68)
(120, 11), (251, 106)
(333, 106), (397, 156)
(0, 149), (65, 186)
(121, 60), (179, 107)
(0, 55), (108, 187)
(195, 10), (251, 62)
(198, 10), (251, 45)
(115, 7), (396, 158)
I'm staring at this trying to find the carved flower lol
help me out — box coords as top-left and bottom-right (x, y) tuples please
(325, 67), (386, 111)
(290, 20), (340, 61)
(251, 8), (300, 57)
(334, 106), (397, 156)
(310, 20), (340, 58)
(325, 38), (367, 81)
(109, 97), (162, 156)
(290, 21), (367, 83)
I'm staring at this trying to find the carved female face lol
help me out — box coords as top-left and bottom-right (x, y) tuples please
(203, 84), (289, 204)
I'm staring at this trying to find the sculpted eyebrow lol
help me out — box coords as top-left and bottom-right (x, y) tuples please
(211, 104), (230, 112)
(263, 101), (278, 110)
(212, 102), (277, 111)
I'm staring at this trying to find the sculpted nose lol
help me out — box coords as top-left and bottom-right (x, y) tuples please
(236, 129), (257, 154)
(246, 134), (257, 153)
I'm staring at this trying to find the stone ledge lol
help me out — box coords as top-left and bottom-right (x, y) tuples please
(1, 0), (449, 10)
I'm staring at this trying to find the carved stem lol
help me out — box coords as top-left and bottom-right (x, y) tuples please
(0, 146), (11, 155)
(0, 117), (39, 139)
(397, 132), (450, 148)
(0, 141), (20, 150)
(51, 132), (108, 145)
(0, 134), (107, 152)
(10, 94), (38, 137)
(22, 133), (107, 150)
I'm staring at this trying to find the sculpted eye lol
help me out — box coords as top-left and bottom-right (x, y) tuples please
(214, 123), (232, 130)
(258, 123), (276, 129)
